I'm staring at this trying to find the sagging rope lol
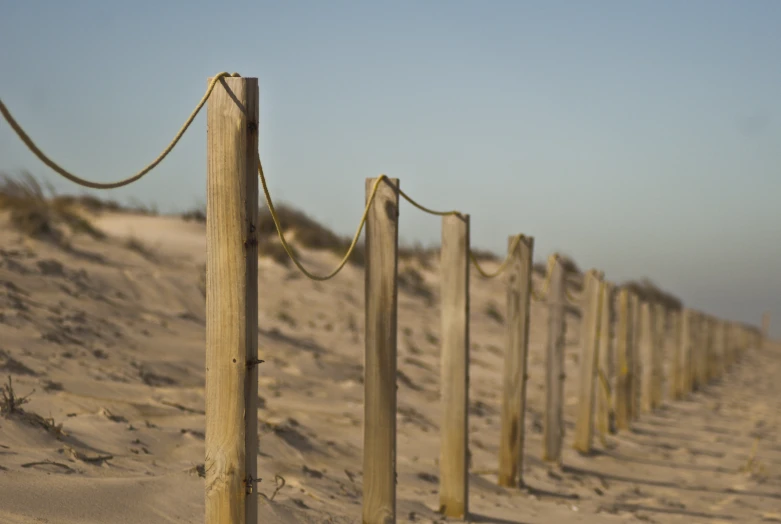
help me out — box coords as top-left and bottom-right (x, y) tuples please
(0, 72), (241, 189)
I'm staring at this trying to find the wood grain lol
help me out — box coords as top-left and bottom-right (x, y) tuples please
(596, 281), (615, 436)
(439, 214), (470, 518)
(205, 76), (259, 524)
(543, 257), (566, 463)
(363, 176), (400, 524)
(573, 270), (603, 453)
(615, 288), (633, 431)
(498, 235), (534, 487)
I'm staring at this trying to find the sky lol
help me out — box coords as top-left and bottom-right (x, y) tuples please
(1, 0), (779, 337)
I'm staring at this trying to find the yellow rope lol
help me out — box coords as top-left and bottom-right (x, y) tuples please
(393, 187), (524, 279)
(258, 157), (386, 281)
(397, 188), (461, 218)
(0, 72), (241, 189)
(470, 234), (525, 279)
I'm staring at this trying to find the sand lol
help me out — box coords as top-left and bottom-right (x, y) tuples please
(0, 210), (779, 523)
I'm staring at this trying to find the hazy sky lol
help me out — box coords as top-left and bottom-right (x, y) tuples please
(1, 1), (779, 336)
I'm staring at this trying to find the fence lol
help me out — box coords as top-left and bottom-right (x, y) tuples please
(0, 73), (768, 524)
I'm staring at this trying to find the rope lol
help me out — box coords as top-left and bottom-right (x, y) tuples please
(0, 72), (241, 189)
(531, 252), (560, 302)
(470, 234), (525, 279)
(258, 157), (386, 281)
(393, 187), (525, 279)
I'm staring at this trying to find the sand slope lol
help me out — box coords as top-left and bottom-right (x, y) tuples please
(0, 212), (779, 523)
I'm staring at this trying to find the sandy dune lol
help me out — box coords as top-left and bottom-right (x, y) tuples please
(0, 211), (778, 523)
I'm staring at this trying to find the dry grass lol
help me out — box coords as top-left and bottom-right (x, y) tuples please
(1, 376), (65, 438)
(619, 277), (683, 311)
(123, 235), (158, 262)
(0, 171), (106, 246)
(0, 376), (33, 416)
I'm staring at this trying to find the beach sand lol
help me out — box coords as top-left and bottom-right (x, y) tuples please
(0, 209), (779, 523)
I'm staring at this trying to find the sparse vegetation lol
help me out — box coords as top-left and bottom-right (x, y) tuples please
(123, 235), (158, 261)
(1, 376), (33, 416)
(619, 277), (683, 311)
(397, 266), (435, 304)
(1, 376), (65, 438)
(0, 171), (106, 246)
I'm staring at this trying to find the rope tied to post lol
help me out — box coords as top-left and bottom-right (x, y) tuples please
(0, 72), (242, 189)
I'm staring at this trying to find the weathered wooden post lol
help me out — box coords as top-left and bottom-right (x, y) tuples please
(574, 270), (603, 454)
(651, 303), (665, 409)
(498, 235), (534, 488)
(639, 301), (655, 413)
(668, 309), (681, 400)
(363, 176), (400, 524)
(543, 255), (566, 463)
(439, 214), (470, 518)
(596, 281), (615, 436)
(205, 75), (259, 524)
(690, 312), (701, 391)
(761, 312), (771, 348)
(678, 309), (693, 396)
(629, 293), (641, 419)
(615, 287), (633, 430)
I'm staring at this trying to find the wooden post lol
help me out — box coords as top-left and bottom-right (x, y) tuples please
(667, 310), (681, 400)
(629, 294), (641, 419)
(704, 316), (715, 382)
(696, 313), (708, 388)
(690, 312), (701, 391)
(596, 281), (615, 436)
(573, 270), (603, 454)
(543, 255), (566, 463)
(678, 309), (692, 396)
(205, 75), (259, 524)
(498, 235), (534, 488)
(615, 288), (633, 430)
(439, 214), (470, 519)
(639, 301), (654, 413)
(363, 176), (400, 524)
(651, 303), (665, 408)
(714, 320), (725, 379)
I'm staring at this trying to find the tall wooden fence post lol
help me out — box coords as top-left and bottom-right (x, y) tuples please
(596, 281), (615, 436)
(363, 176), (400, 524)
(705, 316), (715, 383)
(574, 270), (603, 454)
(543, 256), (566, 463)
(690, 312), (701, 391)
(629, 294), (641, 419)
(498, 235), (534, 488)
(439, 214), (470, 519)
(762, 312), (771, 348)
(639, 301), (655, 413)
(714, 320), (725, 380)
(651, 303), (665, 409)
(205, 75), (259, 524)
(696, 313), (708, 389)
(681, 309), (694, 395)
(615, 287), (633, 431)
(669, 310), (682, 400)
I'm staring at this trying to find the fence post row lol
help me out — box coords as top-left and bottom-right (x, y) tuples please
(498, 235), (534, 488)
(363, 176), (400, 524)
(439, 214), (471, 519)
(204, 75), (259, 524)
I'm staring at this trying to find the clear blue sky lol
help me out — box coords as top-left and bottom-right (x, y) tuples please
(1, 0), (779, 337)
